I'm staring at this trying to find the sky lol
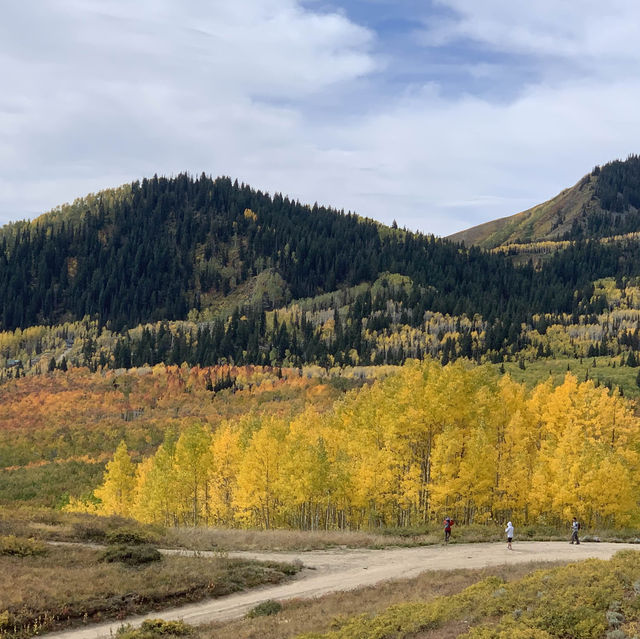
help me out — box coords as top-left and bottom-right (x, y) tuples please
(2, 1), (640, 236)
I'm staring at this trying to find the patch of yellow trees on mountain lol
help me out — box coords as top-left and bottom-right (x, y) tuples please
(75, 360), (640, 530)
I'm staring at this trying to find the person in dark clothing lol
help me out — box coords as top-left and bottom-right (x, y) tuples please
(443, 517), (454, 543)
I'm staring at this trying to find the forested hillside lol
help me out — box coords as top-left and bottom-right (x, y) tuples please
(0, 173), (568, 332)
(5, 172), (640, 375)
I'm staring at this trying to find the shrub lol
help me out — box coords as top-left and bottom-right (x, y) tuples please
(106, 529), (154, 546)
(247, 600), (283, 618)
(0, 535), (48, 557)
(100, 544), (162, 566)
(116, 619), (192, 639)
(72, 522), (107, 542)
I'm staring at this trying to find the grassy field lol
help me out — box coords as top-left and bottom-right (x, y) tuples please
(0, 539), (300, 639)
(498, 354), (640, 397)
(167, 550), (640, 639)
(287, 549), (640, 639)
(2, 509), (639, 554)
(154, 562), (564, 639)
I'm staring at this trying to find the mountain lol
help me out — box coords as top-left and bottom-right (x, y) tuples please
(0, 173), (563, 335)
(448, 155), (640, 248)
(3, 170), (640, 375)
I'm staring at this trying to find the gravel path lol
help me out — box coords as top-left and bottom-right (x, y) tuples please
(44, 541), (638, 639)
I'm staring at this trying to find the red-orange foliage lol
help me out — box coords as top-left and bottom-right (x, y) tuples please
(0, 365), (339, 470)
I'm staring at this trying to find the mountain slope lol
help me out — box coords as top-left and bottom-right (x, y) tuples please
(0, 173), (564, 334)
(448, 174), (596, 248)
(448, 155), (640, 248)
(4, 171), (640, 373)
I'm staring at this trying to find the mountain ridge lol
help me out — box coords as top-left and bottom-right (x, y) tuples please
(448, 155), (640, 248)
(3, 167), (640, 375)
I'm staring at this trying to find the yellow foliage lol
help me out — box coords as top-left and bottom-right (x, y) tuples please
(91, 361), (640, 530)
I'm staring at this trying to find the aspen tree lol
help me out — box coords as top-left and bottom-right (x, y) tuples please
(234, 417), (287, 529)
(208, 423), (241, 526)
(131, 440), (178, 525)
(173, 423), (212, 526)
(94, 440), (136, 517)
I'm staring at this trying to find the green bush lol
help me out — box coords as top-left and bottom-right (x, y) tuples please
(100, 544), (162, 566)
(106, 528), (154, 546)
(72, 522), (108, 542)
(0, 535), (48, 557)
(247, 600), (283, 618)
(116, 619), (192, 639)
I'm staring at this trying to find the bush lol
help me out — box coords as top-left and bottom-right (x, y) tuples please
(106, 529), (154, 546)
(116, 619), (192, 639)
(247, 600), (283, 618)
(0, 535), (48, 557)
(100, 544), (162, 566)
(72, 522), (108, 542)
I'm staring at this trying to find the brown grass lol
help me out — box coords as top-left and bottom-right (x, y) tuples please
(161, 526), (435, 551)
(0, 544), (300, 638)
(194, 561), (562, 639)
(2, 507), (635, 553)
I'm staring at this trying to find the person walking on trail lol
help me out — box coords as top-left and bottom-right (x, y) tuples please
(570, 517), (581, 544)
(505, 521), (514, 550)
(443, 517), (454, 544)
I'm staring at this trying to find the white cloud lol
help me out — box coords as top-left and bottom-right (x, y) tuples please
(0, 0), (376, 221)
(1, 1), (640, 237)
(424, 1), (640, 69)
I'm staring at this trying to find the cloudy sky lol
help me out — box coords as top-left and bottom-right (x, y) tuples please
(2, 1), (640, 236)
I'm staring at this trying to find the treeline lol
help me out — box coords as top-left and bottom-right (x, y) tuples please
(73, 361), (640, 530)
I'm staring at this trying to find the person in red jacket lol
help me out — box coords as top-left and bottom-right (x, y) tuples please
(443, 516), (454, 544)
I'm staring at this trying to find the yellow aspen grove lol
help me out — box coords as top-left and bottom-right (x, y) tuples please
(374, 361), (442, 525)
(90, 360), (640, 531)
(534, 375), (640, 526)
(337, 385), (397, 528)
(493, 377), (539, 523)
(234, 417), (288, 529)
(94, 440), (136, 517)
(429, 364), (501, 523)
(279, 409), (334, 530)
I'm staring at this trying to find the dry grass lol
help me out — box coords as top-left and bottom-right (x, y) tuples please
(161, 526), (434, 551)
(0, 544), (300, 638)
(194, 561), (562, 639)
(2, 507), (637, 553)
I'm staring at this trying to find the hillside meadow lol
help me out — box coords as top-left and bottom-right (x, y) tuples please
(291, 549), (640, 639)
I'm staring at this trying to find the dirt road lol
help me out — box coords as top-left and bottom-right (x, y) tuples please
(45, 541), (639, 639)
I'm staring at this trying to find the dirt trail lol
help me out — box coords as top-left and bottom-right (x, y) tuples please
(45, 541), (638, 639)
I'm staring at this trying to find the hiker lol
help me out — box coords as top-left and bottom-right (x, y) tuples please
(505, 521), (514, 550)
(443, 516), (454, 543)
(570, 517), (580, 544)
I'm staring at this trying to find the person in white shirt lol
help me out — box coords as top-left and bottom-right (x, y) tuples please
(570, 517), (580, 544)
(505, 521), (514, 550)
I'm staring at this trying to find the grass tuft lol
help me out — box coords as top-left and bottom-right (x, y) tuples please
(116, 619), (193, 639)
(247, 600), (283, 618)
(0, 535), (47, 557)
(99, 544), (163, 566)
